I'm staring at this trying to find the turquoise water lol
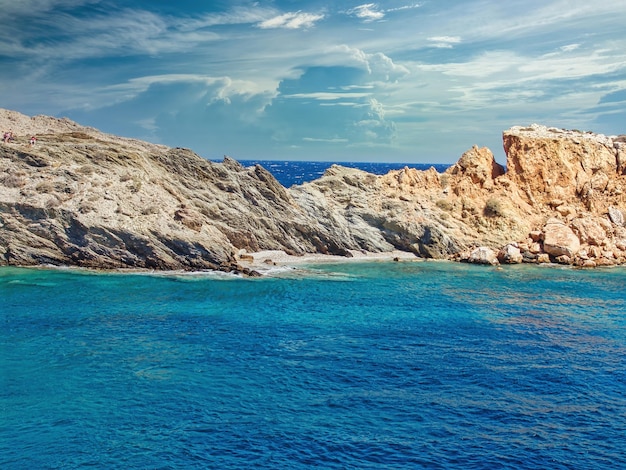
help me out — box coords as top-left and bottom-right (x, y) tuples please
(1, 262), (625, 469)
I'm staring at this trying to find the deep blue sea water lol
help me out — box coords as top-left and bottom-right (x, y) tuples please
(2, 261), (625, 469)
(233, 160), (450, 187)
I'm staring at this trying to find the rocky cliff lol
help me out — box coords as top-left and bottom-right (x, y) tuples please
(1, 109), (625, 272)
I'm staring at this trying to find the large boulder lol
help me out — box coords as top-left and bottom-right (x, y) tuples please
(497, 243), (523, 264)
(466, 246), (500, 265)
(542, 219), (580, 258)
(570, 216), (610, 246)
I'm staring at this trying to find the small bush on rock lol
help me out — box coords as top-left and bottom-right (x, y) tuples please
(484, 197), (505, 217)
(35, 181), (55, 193)
(1, 174), (26, 188)
(436, 199), (453, 211)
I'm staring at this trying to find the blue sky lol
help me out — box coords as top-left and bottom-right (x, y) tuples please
(1, 1), (625, 163)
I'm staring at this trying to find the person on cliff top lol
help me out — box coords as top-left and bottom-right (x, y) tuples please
(30, 135), (37, 146)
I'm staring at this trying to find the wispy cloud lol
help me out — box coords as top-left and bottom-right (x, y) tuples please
(283, 92), (372, 101)
(303, 137), (349, 142)
(257, 11), (324, 29)
(2, 0), (626, 161)
(387, 3), (422, 12)
(0, 0), (96, 19)
(346, 3), (421, 23)
(347, 4), (385, 22)
(427, 36), (462, 49)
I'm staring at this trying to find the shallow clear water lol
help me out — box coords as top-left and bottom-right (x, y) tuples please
(1, 262), (625, 469)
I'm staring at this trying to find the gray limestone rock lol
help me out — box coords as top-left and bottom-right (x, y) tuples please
(608, 206), (624, 226)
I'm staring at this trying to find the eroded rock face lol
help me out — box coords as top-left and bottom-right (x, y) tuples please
(2, 109), (626, 271)
(503, 124), (623, 212)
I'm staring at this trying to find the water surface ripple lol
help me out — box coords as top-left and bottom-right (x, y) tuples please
(1, 263), (625, 469)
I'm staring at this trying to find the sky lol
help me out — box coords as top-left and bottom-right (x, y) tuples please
(1, 1), (625, 164)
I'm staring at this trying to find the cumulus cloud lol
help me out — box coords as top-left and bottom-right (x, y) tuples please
(257, 11), (324, 29)
(352, 98), (396, 144)
(329, 45), (409, 81)
(105, 74), (272, 108)
(65, 77), (279, 154)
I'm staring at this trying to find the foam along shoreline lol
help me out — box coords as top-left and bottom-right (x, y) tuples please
(239, 249), (421, 272)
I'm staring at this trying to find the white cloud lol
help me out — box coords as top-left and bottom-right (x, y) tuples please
(0, 0), (96, 19)
(3, 0), (626, 161)
(178, 6), (273, 29)
(86, 74), (276, 114)
(417, 51), (516, 78)
(345, 2), (420, 24)
(427, 36), (462, 49)
(257, 11), (324, 29)
(328, 45), (409, 81)
(413, 46), (626, 108)
(347, 4), (385, 22)
(303, 137), (349, 142)
(519, 49), (625, 80)
(0, 9), (186, 59)
(283, 92), (372, 101)
(387, 3), (422, 12)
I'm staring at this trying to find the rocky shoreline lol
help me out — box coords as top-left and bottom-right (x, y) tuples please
(1, 109), (625, 274)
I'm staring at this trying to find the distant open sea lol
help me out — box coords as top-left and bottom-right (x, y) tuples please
(233, 160), (451, 187)
(2, 161), (625, 469)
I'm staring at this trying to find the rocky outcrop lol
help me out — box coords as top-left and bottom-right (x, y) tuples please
(499, 125), (626, 266)
(1, 109), (626, 272)
(503, 124), (623, 211)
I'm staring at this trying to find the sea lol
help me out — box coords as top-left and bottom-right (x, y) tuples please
(1, 161), (626, 469)
(234, 160), (451, 187)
